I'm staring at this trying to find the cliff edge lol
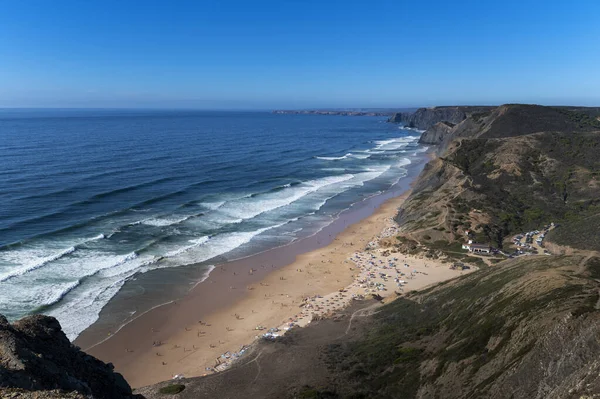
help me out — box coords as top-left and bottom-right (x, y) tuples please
(388, 106), (493, 130)
(0, 314), (140, 399)
(418, 121), (455, 144)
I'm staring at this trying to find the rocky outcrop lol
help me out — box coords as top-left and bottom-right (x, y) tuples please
(387, 111), (413, 124)
(388, 107), (469, 130)
(418, 121), (455, 144)
(0, 314), (140, 399)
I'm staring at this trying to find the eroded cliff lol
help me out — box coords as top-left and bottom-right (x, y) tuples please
(0, 314), (140, 399)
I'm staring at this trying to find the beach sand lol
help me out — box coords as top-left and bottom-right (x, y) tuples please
(81, 188), (472, 388)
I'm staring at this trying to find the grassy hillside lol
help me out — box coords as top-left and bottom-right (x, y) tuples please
(397, 105), (600, 249)
(326, 255), (600, 399)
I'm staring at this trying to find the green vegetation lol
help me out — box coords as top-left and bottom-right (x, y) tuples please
(326, 255), (599, 398)
(549, 213), (600, 251)
(553, 108), (600, 129)
(158, 384), (185, 395)
(471, 111), (491, 123)
(440, 129), (600, 248)
(586, 256), (600, 279)
(298, 386), (339, 399)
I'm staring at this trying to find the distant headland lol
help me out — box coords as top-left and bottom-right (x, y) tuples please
(272, 108), (416, 117)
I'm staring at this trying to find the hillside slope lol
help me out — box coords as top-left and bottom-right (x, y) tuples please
(396, 105), (600, 250)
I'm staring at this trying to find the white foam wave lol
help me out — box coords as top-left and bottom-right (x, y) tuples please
(0, 246), (77, 282)
(200, 201), (226, 210)
(0, 230), (114, 282)
(397, 157), (412, 167)
(354, 165), (392, 183)
(306, 165), (393, 212)
(46, 275), (135, 340)
(142, 215), (192, 227)
(43, 225), (274, 340)
(39, 280), (81, 307)
(215, 174), (355, 221)
(48, 260), (218, 341)
(373, 136), (419, 151)
(402, 126), (426, 133)
(315, 153), (352, 160)
(321, 168), (346, 172)
(373, 138), (395, 146)
(316, 152), (373, 161)
(165, 236), (210, 258)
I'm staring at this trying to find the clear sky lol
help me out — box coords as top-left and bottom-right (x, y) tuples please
(1, 0), (599, 109)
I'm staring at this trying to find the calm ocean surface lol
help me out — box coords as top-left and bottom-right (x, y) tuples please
(0, 109), (425, 338)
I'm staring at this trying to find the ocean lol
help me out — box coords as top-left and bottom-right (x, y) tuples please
(0, 109), (425, 339)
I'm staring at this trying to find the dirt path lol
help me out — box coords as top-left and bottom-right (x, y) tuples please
(342, 302), (382, 337)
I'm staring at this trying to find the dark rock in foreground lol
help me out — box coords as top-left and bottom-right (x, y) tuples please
(0, 314), (140, 399)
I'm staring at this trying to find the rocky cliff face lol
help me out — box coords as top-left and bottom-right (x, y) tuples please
(418, 121), (455, 144)
(0, 314), (139, 399)
(388, 106), (474, 130)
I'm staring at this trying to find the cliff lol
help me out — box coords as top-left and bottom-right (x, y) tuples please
(418, 121), (455, 144)
(416, 104), (600, 152)
(388, 106), (494, 130)
(0, 314), (140, 399)
(397, 104), (600, 249)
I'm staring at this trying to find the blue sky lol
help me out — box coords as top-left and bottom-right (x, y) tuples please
(1, 0), (599, 109)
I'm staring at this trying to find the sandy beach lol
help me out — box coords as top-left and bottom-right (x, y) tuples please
(77, 181), (472, 388)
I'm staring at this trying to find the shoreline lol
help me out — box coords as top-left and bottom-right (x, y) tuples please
(72, 155), (428, 349)
(88, 193), (412, 387)
(75, 154), (451, 388)
(74, 152), (429, 351)
(77, 169), (472, 388)
(77, 183), (413, 385)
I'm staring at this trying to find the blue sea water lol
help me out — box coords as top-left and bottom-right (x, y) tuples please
(0, 109), (425, 338)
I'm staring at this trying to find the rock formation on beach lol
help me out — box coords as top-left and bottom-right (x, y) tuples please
(0, 314), (140, 399)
